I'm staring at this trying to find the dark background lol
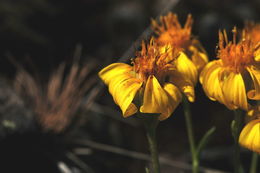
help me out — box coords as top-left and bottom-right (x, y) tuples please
(0, 0), (259, 173)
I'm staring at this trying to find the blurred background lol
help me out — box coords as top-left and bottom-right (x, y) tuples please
(0, 0), (259, 172)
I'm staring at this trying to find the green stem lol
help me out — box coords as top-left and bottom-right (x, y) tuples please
(250, 152), (259, 173)
(232, 110), (244, 173)
(143, 117), (160, 173)
(183, 97), (199, 173)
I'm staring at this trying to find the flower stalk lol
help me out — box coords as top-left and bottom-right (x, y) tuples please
(183, 96), (199, 173)
(250, 152), (259, 173)
(182, 96), (216, 173)
(231, 110), (244, 173)
(143, 116), (160, 173)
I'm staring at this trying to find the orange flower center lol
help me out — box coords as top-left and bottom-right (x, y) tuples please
(244, 23), (260, 45)
(132, 39), (178, 83)
(152, 13), (193, 50)
(218, 29), (256, 73)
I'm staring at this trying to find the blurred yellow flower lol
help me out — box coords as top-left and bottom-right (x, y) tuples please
(200, 28), (260, 111)
(99, 39), (195, 120)
(239, 119), (260, 153)
(151, 12), (208, 76)
(243, 22), (260, 46)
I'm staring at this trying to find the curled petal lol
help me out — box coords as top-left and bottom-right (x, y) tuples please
(175, 52), (198, 85)
(255, 49), (260, 61)
(140, 76), (167, 114)
(239, 119), (260, 153)
(247, 105), (260, 117)
(140, 75), (181, 120)
(161, 83), (182, 120)
(200, 60), (226, 105)
(169, 70), (195, 102)
(255, 54), (260, 62)
(221, 71), (248, 110)
(188, 45), (208, 72)
(247, 66), (260, 100)
(99, 63), (133, 85)
(108, 76), (142, 117)
(108, 74), (131, 104)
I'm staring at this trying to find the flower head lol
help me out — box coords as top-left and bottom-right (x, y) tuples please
(132, 39), (179, 83)
(200, 28), (260, 110)
(218, 28), (256, 73)
(99, 39), (195, 120)
(152, 13), (193, 50)
(151, 12), (208, 72)
(239, 118), (260, 153)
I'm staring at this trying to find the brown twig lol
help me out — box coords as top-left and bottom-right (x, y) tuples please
(74, 139), (230, 173)
(66, 151), (95, 173)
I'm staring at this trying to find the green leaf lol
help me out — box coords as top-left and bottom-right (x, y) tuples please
(197, 126), (216, 156)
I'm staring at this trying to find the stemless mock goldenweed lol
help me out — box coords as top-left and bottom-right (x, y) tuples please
(152, 13), (212, 173)
(239, 22), (260, 154)
(99, 39), (196, 120)
(200, 28), (260, 110)
(152, 12), (208, 75)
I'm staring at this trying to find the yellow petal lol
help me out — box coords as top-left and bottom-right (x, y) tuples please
(99, 63), (142, 117)
(199, 60), (227, 105)
(239, 119), (260, 153)
(254, 49), (260, 61)
(108, 74), (132, 104)
(98, 63), (133, 85)
(189, 45), (208, 72)
(221, 71), (248, 110)
(140, 76), (167, 114)
(161, 83), (182, 120)
(247, 108), (255, 116)
(247, 66), (260, 100)
(255, 54), (260, 62)
(140, 75), (181, 120)
(247, 106), (260, 117)
(108, 76), (142, 117)
(169, 70), (195, 102)
(175, 52), (198, 85)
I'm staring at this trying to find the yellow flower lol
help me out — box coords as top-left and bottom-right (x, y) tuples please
(99, 39), (195, 120)
(200, 28), (260, 111)
(151, 12), (208, 75)
(239, 119), (260, 153)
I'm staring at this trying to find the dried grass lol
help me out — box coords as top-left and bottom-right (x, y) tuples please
(13, 57), (96, 133)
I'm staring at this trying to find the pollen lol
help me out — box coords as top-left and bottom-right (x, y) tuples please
(133, 38), (179, 82)
(152, 13), (193, 50)
(218, 28), (256, 73)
